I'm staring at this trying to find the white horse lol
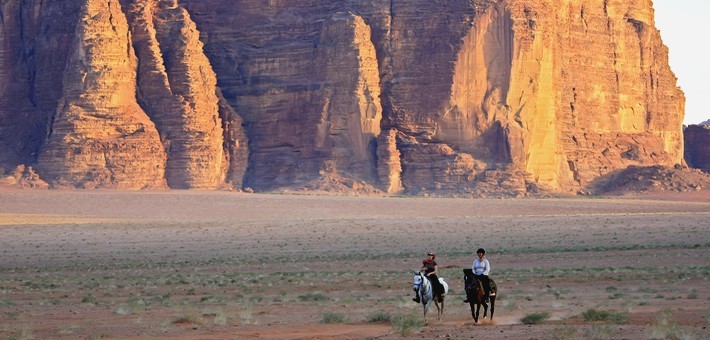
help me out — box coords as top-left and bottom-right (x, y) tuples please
(413, 271), (449, 325)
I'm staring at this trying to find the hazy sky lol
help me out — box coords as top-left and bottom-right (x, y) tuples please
(653, 0), (709, 125)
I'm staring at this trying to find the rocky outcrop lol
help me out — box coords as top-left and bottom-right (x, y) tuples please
(594, 165), (708, 194)
(123, 0), (227, 189)
(36, 0), (167, 189)
(684, 125), (710, 173)
(0, 0), (687, 195)
(0, 165), (49, 189)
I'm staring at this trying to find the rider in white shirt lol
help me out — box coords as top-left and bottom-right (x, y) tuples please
(465, 248), (491, 303)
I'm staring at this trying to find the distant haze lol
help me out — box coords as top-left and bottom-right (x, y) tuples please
(654, 0), (710, 125)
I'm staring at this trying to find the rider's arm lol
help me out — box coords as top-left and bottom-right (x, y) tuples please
(483, 259), (490, 276)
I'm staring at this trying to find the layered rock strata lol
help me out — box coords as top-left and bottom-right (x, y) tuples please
(123, 0), (227, 189)
(0, 0), (686, 194)
(36, 0), (167, 189)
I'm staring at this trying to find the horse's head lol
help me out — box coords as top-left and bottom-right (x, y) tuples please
(463, 268), (474, 283)
(413, 271), (423, 290)
(462, 268), (482, 297)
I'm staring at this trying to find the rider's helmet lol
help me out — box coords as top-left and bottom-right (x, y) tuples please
(476, 248), (485, 255)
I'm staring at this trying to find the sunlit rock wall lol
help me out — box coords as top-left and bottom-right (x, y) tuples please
(0, 0), (685, 194)
(36, 0), (167, 189)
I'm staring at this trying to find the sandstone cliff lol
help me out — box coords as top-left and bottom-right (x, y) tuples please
(0, 0), (686, 194)
(36, 0), (167, 189)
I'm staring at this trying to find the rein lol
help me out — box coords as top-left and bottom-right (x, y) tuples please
(415, 273), (432, 296)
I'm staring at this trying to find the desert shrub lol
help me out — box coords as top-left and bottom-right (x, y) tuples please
(366, 311), (392, 323)
(112, 304), (132, 315)
(298, 293), (330, 302)
(521, 312), (550, 324)
(546, 325), (577, 340)
(203, 307), (229, 325)
(59, 325), (80, 335)
(585, 323), (614, 339)
(391, 313), (423, 336)
(239, 303), (254, 325)
(321, 312), (346, 323)
(648, 309), (694, 340)
(10, 326), (34, 340)
(608, 292), (625, 300)
(581, 308), (627, 323)
(81, 294), (97, 304)
(173, 311), (204, 326)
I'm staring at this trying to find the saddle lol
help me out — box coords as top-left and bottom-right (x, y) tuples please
(463, 268), (496, 296)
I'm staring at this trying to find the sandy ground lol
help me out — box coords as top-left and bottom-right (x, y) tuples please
(0, 189), (708, 339)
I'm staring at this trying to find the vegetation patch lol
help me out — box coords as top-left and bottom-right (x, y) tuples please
(321, 312), (346, 323)
(391, 313), (423, 336)
(520, 312), (550, 324)
(581, 308), (628, 324)
(366, 311), (392, 323)
(648, 309), (695, 339)
(298, 293), (330, 302)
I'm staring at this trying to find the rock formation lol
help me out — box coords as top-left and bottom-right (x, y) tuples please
(36, 0), (167, 189)
(0, 0), (687, 195)
(123, 0), (228, 189)
(684, 125), (710, 173)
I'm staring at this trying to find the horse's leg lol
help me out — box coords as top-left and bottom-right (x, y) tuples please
(434, 298), (444, 321)
(432, 296), (439, 320)
(474, 303), (480, 323)
(490, 297), (495, 320)
(423, 304), (428, 326)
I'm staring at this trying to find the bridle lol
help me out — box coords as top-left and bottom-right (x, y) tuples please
(414, 272), (432, 296)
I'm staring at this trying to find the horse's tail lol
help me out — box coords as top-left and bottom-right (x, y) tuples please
(440, 278), (449, 295)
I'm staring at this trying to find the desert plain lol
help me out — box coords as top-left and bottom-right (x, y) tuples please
(0, 189), (708, 339)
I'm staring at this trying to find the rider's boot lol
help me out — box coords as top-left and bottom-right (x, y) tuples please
(484, 294), (490, 303)
(463, 297), (469, 303)
(412, 295), (420, 303)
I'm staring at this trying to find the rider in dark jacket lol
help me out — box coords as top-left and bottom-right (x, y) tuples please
(413, 251), (445, 303)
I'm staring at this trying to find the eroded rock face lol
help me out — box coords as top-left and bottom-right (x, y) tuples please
(684, 125), (710, 173)
(0, 0), (686, 194)
(36, 0), (167, 189)
(124, 0), (227, 189)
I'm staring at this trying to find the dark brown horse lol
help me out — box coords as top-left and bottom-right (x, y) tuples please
(463, 268), (496, 323)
